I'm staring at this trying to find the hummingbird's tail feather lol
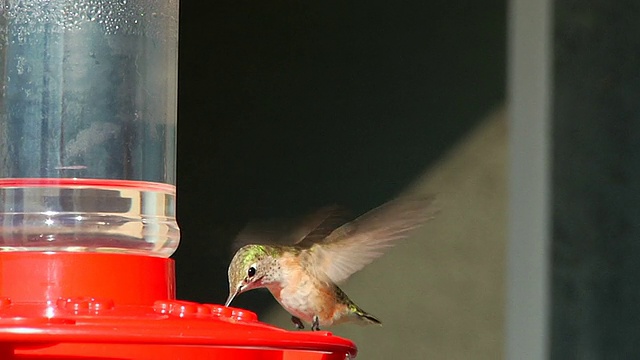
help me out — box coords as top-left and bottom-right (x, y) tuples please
(350, 304), (382, 326)
(360, 312), (382, 326)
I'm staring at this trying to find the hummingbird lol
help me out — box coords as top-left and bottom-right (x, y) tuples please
(225, 195), (437, 331)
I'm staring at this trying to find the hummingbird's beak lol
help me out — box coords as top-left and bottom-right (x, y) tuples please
(225, 285), (242, 307)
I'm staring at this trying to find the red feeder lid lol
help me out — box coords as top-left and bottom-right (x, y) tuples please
(0, 253), (357, 359)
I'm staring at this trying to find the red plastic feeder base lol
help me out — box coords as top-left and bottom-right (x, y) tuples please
(0, 253), (357, 359)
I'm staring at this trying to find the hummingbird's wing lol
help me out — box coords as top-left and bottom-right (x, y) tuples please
(290, 206), (350, 245)
(308, 195), (438, 284)
(231, 206), (348, 254)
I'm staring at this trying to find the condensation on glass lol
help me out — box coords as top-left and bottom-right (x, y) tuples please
(0, 0), (180, 257)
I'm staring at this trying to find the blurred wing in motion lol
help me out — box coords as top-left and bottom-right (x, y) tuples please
(231, 205), (349, 254)
(308, 195), (439, 284)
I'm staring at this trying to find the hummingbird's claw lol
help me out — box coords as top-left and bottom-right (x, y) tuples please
(291, 316), (304, 330)
(311, 316), (321, 331)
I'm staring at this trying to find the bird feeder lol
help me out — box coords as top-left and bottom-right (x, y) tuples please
(0, 0), (357, 358)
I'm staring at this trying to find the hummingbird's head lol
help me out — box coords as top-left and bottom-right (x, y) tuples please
(225, 244), (276, 307)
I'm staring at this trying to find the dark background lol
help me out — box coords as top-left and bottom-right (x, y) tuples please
(174, 0), (505, 314)
(551, 1), (640, 358)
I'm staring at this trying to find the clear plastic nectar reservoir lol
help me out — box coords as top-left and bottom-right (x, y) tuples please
(0, 0), (180, 256)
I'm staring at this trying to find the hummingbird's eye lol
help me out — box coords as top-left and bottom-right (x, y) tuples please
(247, 266), (256, 278)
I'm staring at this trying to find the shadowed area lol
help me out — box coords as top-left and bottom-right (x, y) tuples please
(174, 1), (506, 356)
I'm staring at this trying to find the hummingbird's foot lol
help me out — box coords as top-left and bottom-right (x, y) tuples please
(311, 315), (321, 331)
(291, 316), (304, 330)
